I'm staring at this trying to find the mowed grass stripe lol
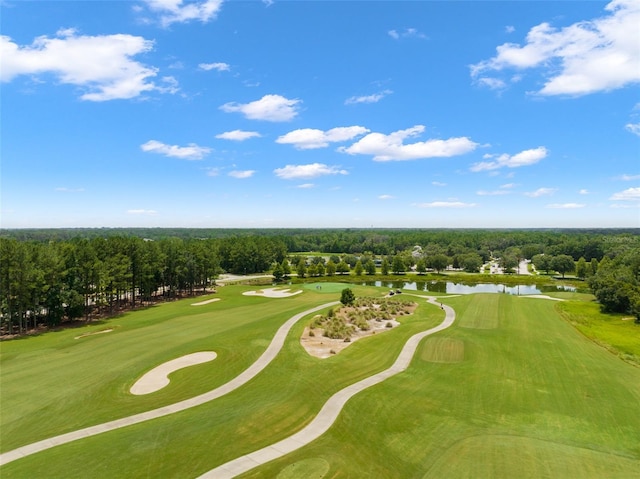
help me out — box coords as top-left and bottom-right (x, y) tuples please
(421, 337), (464, 363)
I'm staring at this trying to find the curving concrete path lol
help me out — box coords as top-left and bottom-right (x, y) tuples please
(0, 301), (340, 467)
(198, 296), (455, 479)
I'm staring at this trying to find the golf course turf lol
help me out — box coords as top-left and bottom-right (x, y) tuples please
(1, 284), (638, 478)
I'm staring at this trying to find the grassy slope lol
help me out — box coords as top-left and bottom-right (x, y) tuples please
(1, 291), (639, 478)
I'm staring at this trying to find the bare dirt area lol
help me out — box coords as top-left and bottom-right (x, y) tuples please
(300, 298), (417, 359)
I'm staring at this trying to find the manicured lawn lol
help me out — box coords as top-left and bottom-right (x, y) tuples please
(1, 289), (638, 478)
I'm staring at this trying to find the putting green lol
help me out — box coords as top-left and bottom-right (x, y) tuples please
(303, 282), (352, 293)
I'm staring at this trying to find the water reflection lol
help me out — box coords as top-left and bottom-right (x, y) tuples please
(359, 280), (576, 295)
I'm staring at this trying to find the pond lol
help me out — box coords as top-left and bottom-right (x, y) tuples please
(359, 280), (576, 295)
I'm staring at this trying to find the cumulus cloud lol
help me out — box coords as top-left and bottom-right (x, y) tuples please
(546, 203), (586, 209)
(414, 201), (477, 208)
(388, 28), (427, 40)
(140, 0), (223, 27)
(215, 130), (261, 141)
(339, 125), (477, 161)
(524, 187), (556, 197)
(276, 126), (369, 150)
(220, 94), (301, 122)
(199, 62), (230, 71)
(471, 146), (547, 172)
(345, 90), (393, 105)
(471, 0), (640, 96)
(609, 187), (640, 200)
(619, 173), (640, 181)
(378, 194), (395, 200)
(0, 30), (163, 101)
(625, 122), (640, 136)
(273, 163), (348, 180)
(228, 170), (255, 179)
(141, 140), (211, 160)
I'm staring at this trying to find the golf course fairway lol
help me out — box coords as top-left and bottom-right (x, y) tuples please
(0, 285), (638, 478)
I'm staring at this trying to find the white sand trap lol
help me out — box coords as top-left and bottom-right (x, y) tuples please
(191, 298), (221, 306)
(518, 294), (565, 301)
(243, 287), (302, 298)
(130, 351), (217, 395)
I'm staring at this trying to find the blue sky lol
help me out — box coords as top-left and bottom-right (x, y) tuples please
(1, 0), (639, 228)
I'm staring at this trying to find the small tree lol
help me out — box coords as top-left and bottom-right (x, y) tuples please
(427, 254), (449, 274)
(272, 263), (284, 282)
(365, 259), (377, 275)
(381, 258), (390, 275)
(416, 258), (427, 275)
(296, 258), (307, 278)
(392, 255), (406, 274)
(340, 288), (355, 306)
(576, 257), (588, 279)
(326, 260), (336, 276)
(354, 260), (364, 276)
(552, 254), (575, 278)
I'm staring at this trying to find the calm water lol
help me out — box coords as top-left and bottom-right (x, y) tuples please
(359, 280), (576, 295)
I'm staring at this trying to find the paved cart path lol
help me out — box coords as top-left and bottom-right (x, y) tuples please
(198, 296), (455, 479)
(0, 301), (340, 467)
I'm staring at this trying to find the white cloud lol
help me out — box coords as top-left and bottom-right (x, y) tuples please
(546, 203), (586, 209)
(345, 90), (393, 105)
(625, 122), (640, 136)
(505, 25), (516, 34)
(140, 0), (223, 27)
(388, 28), (427, 40)
(199, 62), (229, 71)
(228, 170), (255, 179)
(273, 163), (348, 180)
(619, 174), (640, 181)
(141, 140), (211, 160)
(220, 94), (301, 122)
(609, 187), (640, 200)
(524, 187), (557, 197)
(432, 181), (447, 187)
(476, 77), (507, 90)
(378, 194), (395, 200)
(215, 130), (261, 141)
(340, 125), (477, 161)
(296, 183), (315, 189)
(206, 167), (220, 177)
(470, 0), (640, 96)
(0, 31), (162, 101)
(127, 209), (158, 215)
(471, 146), (547, 172)
(579, 189), (590, 195)
(414, 201), (477, 208)
(276, 126), (369, 150)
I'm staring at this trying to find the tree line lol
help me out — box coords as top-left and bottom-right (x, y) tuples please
(0, 235), (286, 334)
(1, 229), (638, 334)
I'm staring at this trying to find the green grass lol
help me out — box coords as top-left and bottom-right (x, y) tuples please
(1, 290), (639, 478)
(556, 299), (640, 366)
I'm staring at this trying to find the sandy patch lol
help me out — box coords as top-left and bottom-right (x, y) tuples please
(74, 329), (113, 339)
(518, 294), (565, 301)
(130, 351), (217, 395)
(301, 318), (400, 358)
(191, 298), (221, 306)
(243, 287), (303, 298)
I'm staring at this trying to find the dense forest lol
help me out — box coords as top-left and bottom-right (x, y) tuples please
(1, 228), (638, 335)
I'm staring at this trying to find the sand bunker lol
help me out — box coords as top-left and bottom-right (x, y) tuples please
(243, 287), (302, 298)
(191, 298), (221, 306)
(130, 351), (217, 395)
(518, 295), (565, 301)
